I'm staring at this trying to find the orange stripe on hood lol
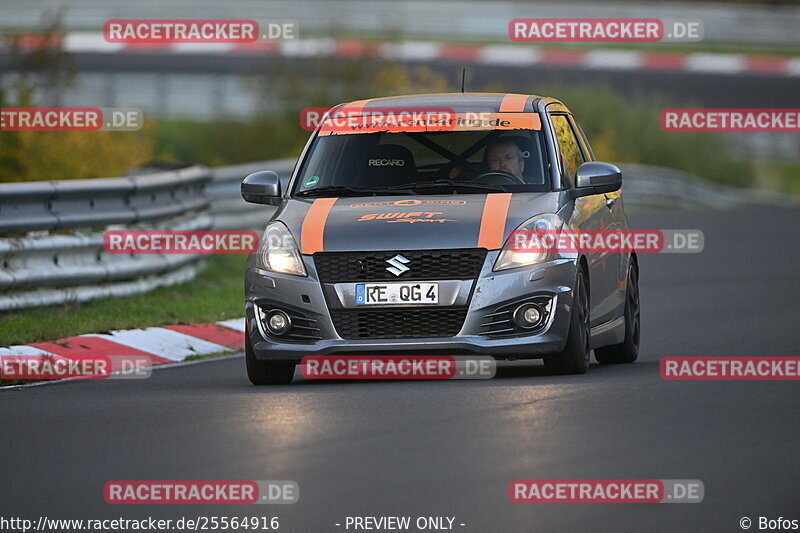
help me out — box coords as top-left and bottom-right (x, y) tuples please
(499, 94), (529, 112)
(477, 193), (512, 250)
(301, 197), (338, 254)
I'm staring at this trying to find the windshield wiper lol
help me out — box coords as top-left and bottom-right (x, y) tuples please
(295, 185), (411, 197)
(385, 180), (507, 193)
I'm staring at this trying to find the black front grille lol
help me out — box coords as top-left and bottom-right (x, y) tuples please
(314, 249), (487, 282)
(330, 307), (468, 339)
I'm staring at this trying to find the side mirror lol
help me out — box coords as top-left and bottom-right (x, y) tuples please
(241, 171), (282, 205)
(574, 162), (622, 196)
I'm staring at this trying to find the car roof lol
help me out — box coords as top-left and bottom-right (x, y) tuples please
(330, 93), (568, 115)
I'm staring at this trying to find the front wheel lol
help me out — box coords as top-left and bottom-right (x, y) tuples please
(544, 269), (590, 375)
(245, 336), (296, 385)
(595, 262), (640, 364)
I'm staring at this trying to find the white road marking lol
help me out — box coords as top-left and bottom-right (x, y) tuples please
(0, 346), (58, 356)
(217, 317), (246, 332)
(381, 41), (441, 61)
(478, 45), (541, 66)
(63, 32), (125, 53)
(93, 327), (232, 361)
(685, 53), (746, 74)
(584, 50), (643, 70)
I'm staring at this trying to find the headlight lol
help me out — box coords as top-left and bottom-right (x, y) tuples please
(257, 221), (307, 276)
(493, 213), (564, 271)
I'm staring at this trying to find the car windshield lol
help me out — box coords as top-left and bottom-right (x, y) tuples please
(293, 128), (550, 196)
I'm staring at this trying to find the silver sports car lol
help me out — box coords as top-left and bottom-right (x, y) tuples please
(241, 93), (640, 384)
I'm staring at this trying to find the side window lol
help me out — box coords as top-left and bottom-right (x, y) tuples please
(571, 117), (595, 161)
(549, 114), (585, 188)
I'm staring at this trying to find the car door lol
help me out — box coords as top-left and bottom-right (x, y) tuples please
(548, 111), (617, 327)
(572, 116), (628, 322)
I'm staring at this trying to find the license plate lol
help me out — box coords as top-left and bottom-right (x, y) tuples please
(356, 282), (439, 305)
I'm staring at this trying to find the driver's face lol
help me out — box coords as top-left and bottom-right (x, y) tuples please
(487, 144), (524, 178)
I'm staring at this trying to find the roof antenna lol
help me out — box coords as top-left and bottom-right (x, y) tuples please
(460, 67), (466, 93)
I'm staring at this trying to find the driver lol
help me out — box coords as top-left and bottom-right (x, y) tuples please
(486, 138), (525, 179)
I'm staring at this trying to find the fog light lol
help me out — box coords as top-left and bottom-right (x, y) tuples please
(514, 304), (543, 328)
(266, 310), (292, 335)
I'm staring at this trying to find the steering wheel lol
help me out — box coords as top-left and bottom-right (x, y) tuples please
(475, 170), (526, 185)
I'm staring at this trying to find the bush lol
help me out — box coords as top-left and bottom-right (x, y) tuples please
(0, 125), (157, 181)
(2, 55), (755, 189)
(548, 85), (754, 187)
(153, 59), (452, 166)
(0, 20), (158, 182)
(153, 117), (303, 167)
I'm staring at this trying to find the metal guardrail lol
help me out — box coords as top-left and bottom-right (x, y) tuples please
(0, 159), (794, 311)
(0, 160), (293, 311)
(0, 165), (210, 233)
(0, 165), (210, 311)
(207, 159), (292, 230)
(619, 164), (797, 210)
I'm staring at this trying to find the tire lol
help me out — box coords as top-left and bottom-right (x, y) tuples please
(595, 262), (640, 364)
(544, 269), (590, 375)
(245, 336), (296, 385)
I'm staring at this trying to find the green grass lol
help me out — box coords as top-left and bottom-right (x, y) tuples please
(754, 160), (800, 196)
(0, 254), (246, 347)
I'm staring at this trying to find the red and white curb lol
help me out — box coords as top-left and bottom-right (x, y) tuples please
(4, 33), (799, 77)
(0, 317), (246, 375)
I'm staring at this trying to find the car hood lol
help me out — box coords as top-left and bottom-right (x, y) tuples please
(276, 193), (559, 253)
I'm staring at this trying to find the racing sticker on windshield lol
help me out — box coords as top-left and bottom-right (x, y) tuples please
(317, 111), (541, 136)
(348, 199), (467, 208)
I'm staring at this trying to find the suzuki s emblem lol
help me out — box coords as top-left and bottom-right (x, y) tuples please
(386, 254), (411, 276)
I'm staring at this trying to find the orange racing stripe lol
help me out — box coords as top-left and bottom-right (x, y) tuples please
(335, 99), (370, 117)
(301, 197), (338, 254)
(499, 94), (529, 112)
(477, 193), (512, 250)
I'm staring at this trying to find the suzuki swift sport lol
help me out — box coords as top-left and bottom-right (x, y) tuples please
(241, 93), (640, 384)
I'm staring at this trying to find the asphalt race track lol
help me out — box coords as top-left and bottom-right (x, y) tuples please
(2, 205), (798, 531)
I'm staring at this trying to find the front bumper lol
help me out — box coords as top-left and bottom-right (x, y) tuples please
(245, 251), (577, 361)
